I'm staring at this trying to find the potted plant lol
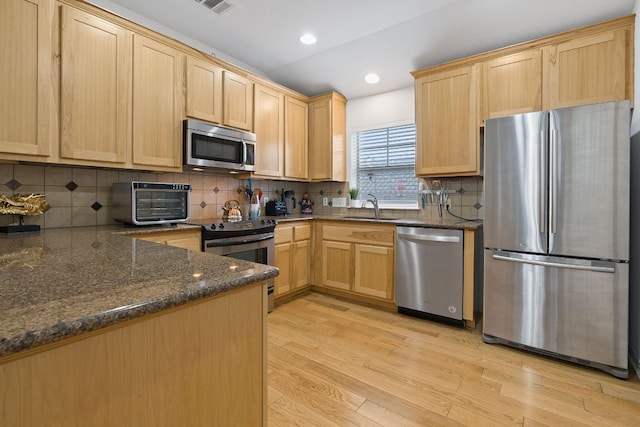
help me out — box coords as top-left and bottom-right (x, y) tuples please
(349, 188), (360, 208)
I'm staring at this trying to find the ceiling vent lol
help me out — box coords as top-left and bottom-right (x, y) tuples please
(194, 0), (233, 15)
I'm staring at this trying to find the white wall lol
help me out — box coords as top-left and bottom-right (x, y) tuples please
(346, 86), (415, 133)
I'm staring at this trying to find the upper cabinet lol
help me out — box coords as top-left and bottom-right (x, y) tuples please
(481, 49), (543, 123)
(131, 34), (184, 171)
(414, 15), (633, 177)
(0, 0), (52, 159)
(546, 28), (631, 109)
(284, 96), (309, 180)
(414, 65), (480, 177)
(308, 92), (347, 182)
(253, 83), (285, 178)
(186, 55), (223, 124)
(59, 5), (131, 165)
(223, 71), (254, 131)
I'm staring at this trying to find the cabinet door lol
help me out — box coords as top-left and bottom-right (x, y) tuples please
(254, 84), (284, 177)
(547, 29), (630, 109)
(132, 34), (184, 170)
(274, 243), (292, 295)
(308, 97), (331, 180)
(321, 241), (352, 290)
(0, 0), (52, 157)
(353, 244), (394, 300)
(186, 56), (223, 124)
(293, 240), (310, 289)
(481, 49), (542, 122)
(223, 71), (253, 131)
(60, 6), (131, 164)
(309, 93), (347, 181)
(284, 96), (308, 180)
(415, 65), (479, 176)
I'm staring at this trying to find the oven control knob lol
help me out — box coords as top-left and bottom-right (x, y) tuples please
(260, 219), (266, 224)
(218, 223), (224, 229)
(210, 224), (216, 230)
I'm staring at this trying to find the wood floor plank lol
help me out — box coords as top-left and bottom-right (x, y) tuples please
(447, 404), (521, 427)
(304, 360), (460, 426)
(356, 399), (451, 427)
(268, 293), (640, 426)
(269, 395), (341, 427)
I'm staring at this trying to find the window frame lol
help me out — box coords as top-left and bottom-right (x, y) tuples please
(349, 122), (419, 210)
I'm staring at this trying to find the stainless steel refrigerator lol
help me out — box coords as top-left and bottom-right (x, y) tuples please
(483, 100), (630, 378)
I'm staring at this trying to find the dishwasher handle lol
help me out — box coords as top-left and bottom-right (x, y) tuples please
(397, 232), (461, 243)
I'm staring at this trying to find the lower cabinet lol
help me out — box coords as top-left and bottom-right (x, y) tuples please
(131, 228), (202, 252)
(315, 221), (395, 306)
(0, 283), (267, 426)
(274, 221), (311, 299)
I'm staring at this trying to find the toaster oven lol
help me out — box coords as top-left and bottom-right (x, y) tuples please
(112, 182), (191, 225)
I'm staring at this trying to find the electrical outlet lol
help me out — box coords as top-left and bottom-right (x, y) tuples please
(322, 197), (328, 206)
(332, 197), (347, 208)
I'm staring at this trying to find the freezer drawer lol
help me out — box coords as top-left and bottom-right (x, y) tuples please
(483, 250), (628, 375)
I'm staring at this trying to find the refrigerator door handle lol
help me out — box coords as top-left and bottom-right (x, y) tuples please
(539, 129), (546, 234)
(492, 253), (615, 273)
(550, 128), (558, 235)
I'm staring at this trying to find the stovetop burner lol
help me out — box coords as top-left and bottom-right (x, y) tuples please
(191, 218), (278, 239)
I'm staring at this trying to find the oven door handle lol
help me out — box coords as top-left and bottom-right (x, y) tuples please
(205, 232), (274, 248)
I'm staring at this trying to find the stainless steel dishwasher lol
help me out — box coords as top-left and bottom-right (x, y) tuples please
(395, 226), (464, 325)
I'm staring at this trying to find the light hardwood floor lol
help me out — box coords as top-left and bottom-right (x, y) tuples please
(267, 293), (640, 426)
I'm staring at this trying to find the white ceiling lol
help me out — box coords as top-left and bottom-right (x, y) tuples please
(88, 0), (636, 100)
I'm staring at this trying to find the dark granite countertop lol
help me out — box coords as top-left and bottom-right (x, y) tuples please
(264, 214), (483, 230)
(0, 225), (278, 359)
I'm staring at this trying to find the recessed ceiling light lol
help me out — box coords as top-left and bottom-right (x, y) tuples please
(365, 73), (380, 84)
(299, 33), (317, 45)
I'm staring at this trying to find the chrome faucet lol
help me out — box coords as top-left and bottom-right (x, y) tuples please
(366, 193), (380, 219)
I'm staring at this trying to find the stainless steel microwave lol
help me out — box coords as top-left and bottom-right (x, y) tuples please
(112, 182), (190, 225)
(183, 119), (256, 172)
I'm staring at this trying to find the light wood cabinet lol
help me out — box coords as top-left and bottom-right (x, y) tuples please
(308, 92), (347, 182)
(482, 27), (632, 121)
(186, 55), (223, 124)
(132, 228), (202, 252)
(59, 5), (131, 165)
(353, 244), (394, 299)
(284, 96), (309, 180)
(274, 221), (311, 299)
(0, 0), (52, 159)
(414, 65), (480, 177)
(132, 34), (184, 171)
(322, 240), (352, 291)
(223, 71), (253, 131)
(0, 282), (267, 426)
(253, 84), (285, 177)
(315, 221), (395, 305)
(481, 49), (543, 122)
(546, 28), (631, 109)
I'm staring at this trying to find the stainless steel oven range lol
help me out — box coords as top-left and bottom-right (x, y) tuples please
(196, 219), (277, 312)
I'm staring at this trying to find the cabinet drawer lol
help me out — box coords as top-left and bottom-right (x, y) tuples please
(323, 224), (394, 246)
(294, 224), (311, 241)
(274, 226), (293, 244)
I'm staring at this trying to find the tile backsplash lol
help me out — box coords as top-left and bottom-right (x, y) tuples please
(0, 163), (483, 229)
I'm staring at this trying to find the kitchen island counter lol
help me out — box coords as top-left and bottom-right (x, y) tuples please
(0, 225), (278, 359)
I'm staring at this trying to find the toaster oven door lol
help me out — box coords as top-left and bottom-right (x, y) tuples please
(134, 189), (189, 224)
